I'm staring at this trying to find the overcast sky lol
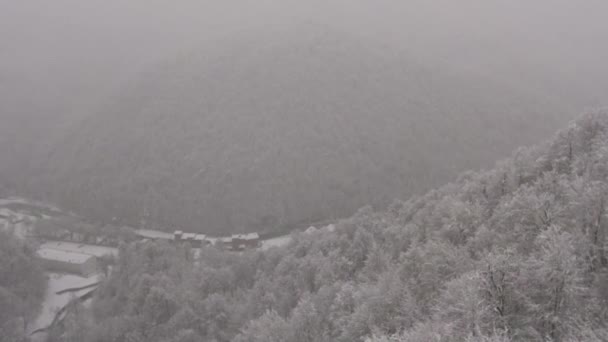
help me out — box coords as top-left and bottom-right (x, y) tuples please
(1, 0), (608, 122)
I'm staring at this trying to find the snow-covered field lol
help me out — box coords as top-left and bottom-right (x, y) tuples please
(40, 241), (118, 257)
(28, 273), (101, 341)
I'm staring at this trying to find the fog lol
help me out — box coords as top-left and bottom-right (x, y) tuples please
(4, 3), (608, 341)
(2, 0), (608, 116)
(1, 0), (608, 230)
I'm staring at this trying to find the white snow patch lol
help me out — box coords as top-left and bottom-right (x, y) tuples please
(28, 273), (100, 340)
(135, 229), (174, 240)
(40, 241), (118, 258)
(260, 235), (292, 251)
(0, 197), (62, 212)
(0, 197), (31, 206)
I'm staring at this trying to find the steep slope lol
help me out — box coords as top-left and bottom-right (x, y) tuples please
(37, 28), (573, 233)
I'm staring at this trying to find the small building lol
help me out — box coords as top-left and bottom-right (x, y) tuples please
(182, 233), (196, 241)
(174, 232), (209, 247)
(36, 227), (71, 241)
(135, 229), (174, 241)
(231, 233), (260, 251)
(194, 234), (210, 247)
(216, 236), (233, 250)
(37, 248), (98, 277)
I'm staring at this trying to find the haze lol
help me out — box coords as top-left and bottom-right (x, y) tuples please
(2, 0), (607, 117)
(4, 2), (608, 342)
(1, 0), (608, 232)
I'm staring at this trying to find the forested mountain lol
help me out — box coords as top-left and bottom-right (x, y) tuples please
(51, 112), (608, 341)
(31, 27), (578, 234)
(4, 1), (608, 234)
(0, 231), (46, 340)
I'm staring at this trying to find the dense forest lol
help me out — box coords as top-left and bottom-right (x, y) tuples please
(0, 231), (47, 341)
(49, 112), (608, 341)
(26, 27), (581, 234)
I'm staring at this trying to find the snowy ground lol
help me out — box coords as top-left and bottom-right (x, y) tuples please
(28, 273), (101, 342)
(0, 197), (62, 212)
(260, 235), (293, 250)
(259, 224), (336, 251)
(0, 197), (32, 207)
(40, 241), (118, 257)
(135, 229), (174, 240)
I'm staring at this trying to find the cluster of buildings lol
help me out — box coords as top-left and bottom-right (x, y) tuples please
(33, 218), (340, 277)
(218, 233), (261, 251)
(35, 228), (264, 278)
(135, 229), (261, 251)
(35, 229), (263, 277)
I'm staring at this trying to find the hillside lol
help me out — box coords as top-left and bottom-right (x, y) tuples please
(51, 112), (608, 341)
(32, 27), (576, 234)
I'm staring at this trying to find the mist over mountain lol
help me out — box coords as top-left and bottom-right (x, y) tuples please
(2, 0), (608, 232)
(28, 26), (578, 233)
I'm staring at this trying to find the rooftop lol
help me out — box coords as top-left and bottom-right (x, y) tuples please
(37, 248), (93, 264)
(135, 229), (174, 240)
(182, 233), (196, 240)
(232, 233), (260, 240)
(40, 241), (118, 257)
